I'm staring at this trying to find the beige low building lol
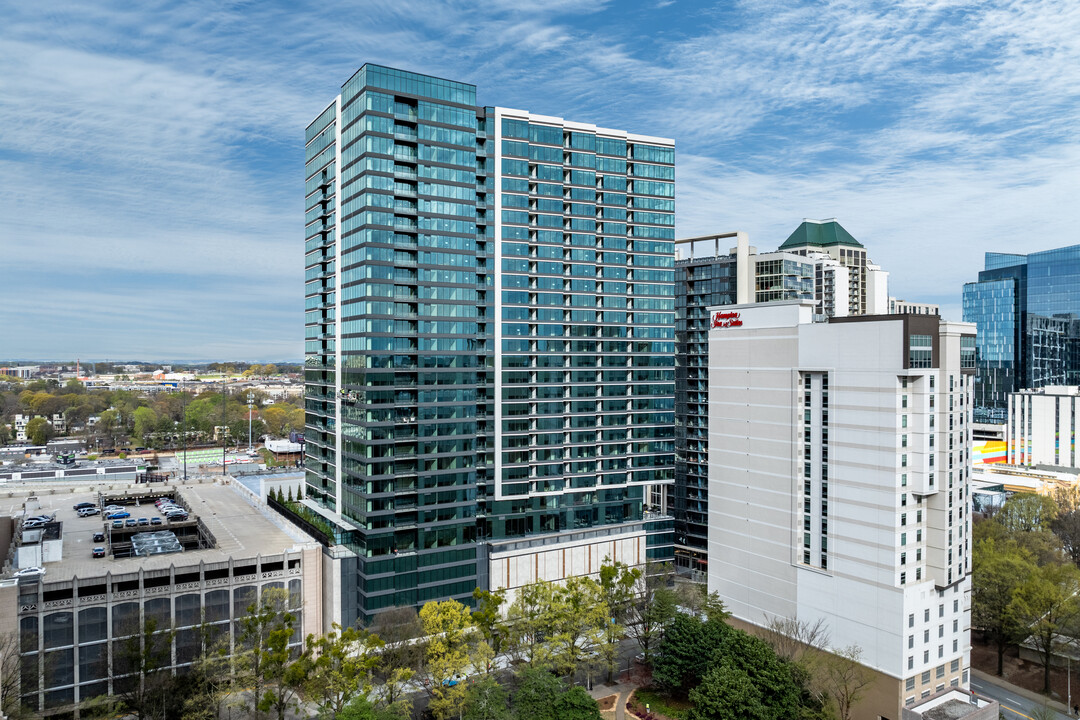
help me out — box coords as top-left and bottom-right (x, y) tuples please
(0, 481), (323, 718)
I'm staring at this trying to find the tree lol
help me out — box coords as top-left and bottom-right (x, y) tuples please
(462, 675), (511, 720)
(816, 645), (874, 720)
(24, 416), (54, 445)
(1052, 509), (1080, 566)
(688, 661), (769, 720)
(548, 576), (608, 681)
(472, 587), (507, 658)
(113, 617), (176, 720)
(511, 667), (563, 720)
(419, 599), (474, 720)
(369, 606), (425, 699)
(0, 633), (28, 719)
(179, 622), (232, 720)
(506, 579), (558, 668)
(998, 493), (1059, 534)
(653, 610), (732, 696)
(972, 538), (1038, 675)
(761, 615), (830, 665)
(598, 560), (640, 681)
(1009, 562), (1080, 692)
(552, 686), (603, 720)
(255, 619), (307, 720)
(236, 588), (296, 718)
(304, 623), (383, 719)
(133, 406), (158, 443)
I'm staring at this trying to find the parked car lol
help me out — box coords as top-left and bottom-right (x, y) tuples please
(125, 519), (137, 527)
(93, 532), (106, 542)
(91, 547), (106, 558)
(26, 515), (53, 523)
(166, 512), (189, 521)
(105, 511), (130, 520)
(150, 517), (162, 526)
(78, 507), (100, 517)
(14, 567), (45, 578)
(103, 505), (124, 513)
(112, 520), (123, 529)
(137, 517), (150, 526)
(73, 502), (96, 511)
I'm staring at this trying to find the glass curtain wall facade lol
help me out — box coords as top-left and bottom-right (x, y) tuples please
(305, 66), (491, 621)
(492, 110), (675, 549)
(674, 256), (737, 574)
(964, 246), (1080, 423)
(305, 65), (675, 622)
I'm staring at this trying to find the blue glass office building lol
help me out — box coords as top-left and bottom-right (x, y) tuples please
(964, 245), (1080, 423)
(304, 65), (674, 622)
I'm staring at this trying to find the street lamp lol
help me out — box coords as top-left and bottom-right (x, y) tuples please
(247, 391), (255, 453)
(180, 379), (188, 482)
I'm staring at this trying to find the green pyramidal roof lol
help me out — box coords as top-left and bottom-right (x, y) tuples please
(779, 219), (864, 250)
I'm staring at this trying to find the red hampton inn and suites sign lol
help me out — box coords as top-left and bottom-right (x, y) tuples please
(711, 311), (743, 329)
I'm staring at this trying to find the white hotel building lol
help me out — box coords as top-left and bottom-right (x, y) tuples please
(706, 300), (976, 720)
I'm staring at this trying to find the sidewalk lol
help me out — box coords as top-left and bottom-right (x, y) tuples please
(972, 668), (1073, 715)
(589, 680), (635, 720)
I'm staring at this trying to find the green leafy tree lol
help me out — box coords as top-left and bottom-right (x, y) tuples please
(653, 610), (732, 695)
(506, 579), (558, 668)
(598, 559), (640, 682)
(1009, 562), (1080, 693)
(549, 575), (608, 681)
(511, 667), (563, 720)
(972, 538), (1037, 675)
(419, 599), (474, 720)
(24, 416), (54, 445)
(462, 675), (511, 720)
(236, 588), (296, 718)
(133, 406), (158, 443)
(472, 587), (507, 657)
(338, 694), (408, 720)
(688, 660), (769, 720)
(303, 623), (383, 718)
(553, 686), (603, 720)
(998, 493), (1059, 534)
(1051, 509), (1080, 565)
(255, 620), (307, 720)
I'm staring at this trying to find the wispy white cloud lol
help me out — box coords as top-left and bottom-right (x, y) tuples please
(2, 0), (1079, 358)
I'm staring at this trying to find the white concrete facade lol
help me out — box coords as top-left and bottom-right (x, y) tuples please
(1008, 385), (1080, 467)
(890, 297), (941, 316)
(706, 301), (975, 718)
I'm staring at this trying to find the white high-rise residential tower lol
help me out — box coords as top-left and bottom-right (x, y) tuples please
(706, 300), (975, 719)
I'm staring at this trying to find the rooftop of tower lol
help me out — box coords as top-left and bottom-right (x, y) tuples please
(778, 218), (864, 250)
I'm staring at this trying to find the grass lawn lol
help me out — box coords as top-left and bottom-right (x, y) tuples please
(632, 688), (694, 720)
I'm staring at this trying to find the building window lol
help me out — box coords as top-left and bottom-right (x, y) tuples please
(906, 677), (915, 691)
(921, 671), (931, 684)
(909, 635), (914, 649)
(908, 656), (914, 670)
(909, 613), (915, 628)
(900, 572), (906, 585)
(951, 659), (960, 672)
(936, 665), (945, 678)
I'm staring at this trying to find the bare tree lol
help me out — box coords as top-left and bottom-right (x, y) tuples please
(761, 615), (830, 664)
(0, 632), (24, 719)
(817, 645), (874, 720)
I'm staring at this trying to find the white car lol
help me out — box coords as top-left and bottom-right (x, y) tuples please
(103, 505), (124, 513)
(26, 515), (53, 523)
(14, 567), (45, 578)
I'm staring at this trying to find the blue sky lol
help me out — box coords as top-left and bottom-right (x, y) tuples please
(3, 0), (1079, 361)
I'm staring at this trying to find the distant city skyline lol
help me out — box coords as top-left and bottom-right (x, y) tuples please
(4, 0), (1079, 358)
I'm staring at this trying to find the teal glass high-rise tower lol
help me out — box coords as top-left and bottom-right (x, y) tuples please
(304, 65), (674, 623)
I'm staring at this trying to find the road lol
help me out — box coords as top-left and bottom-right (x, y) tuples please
(971, 674), (1074, 720)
